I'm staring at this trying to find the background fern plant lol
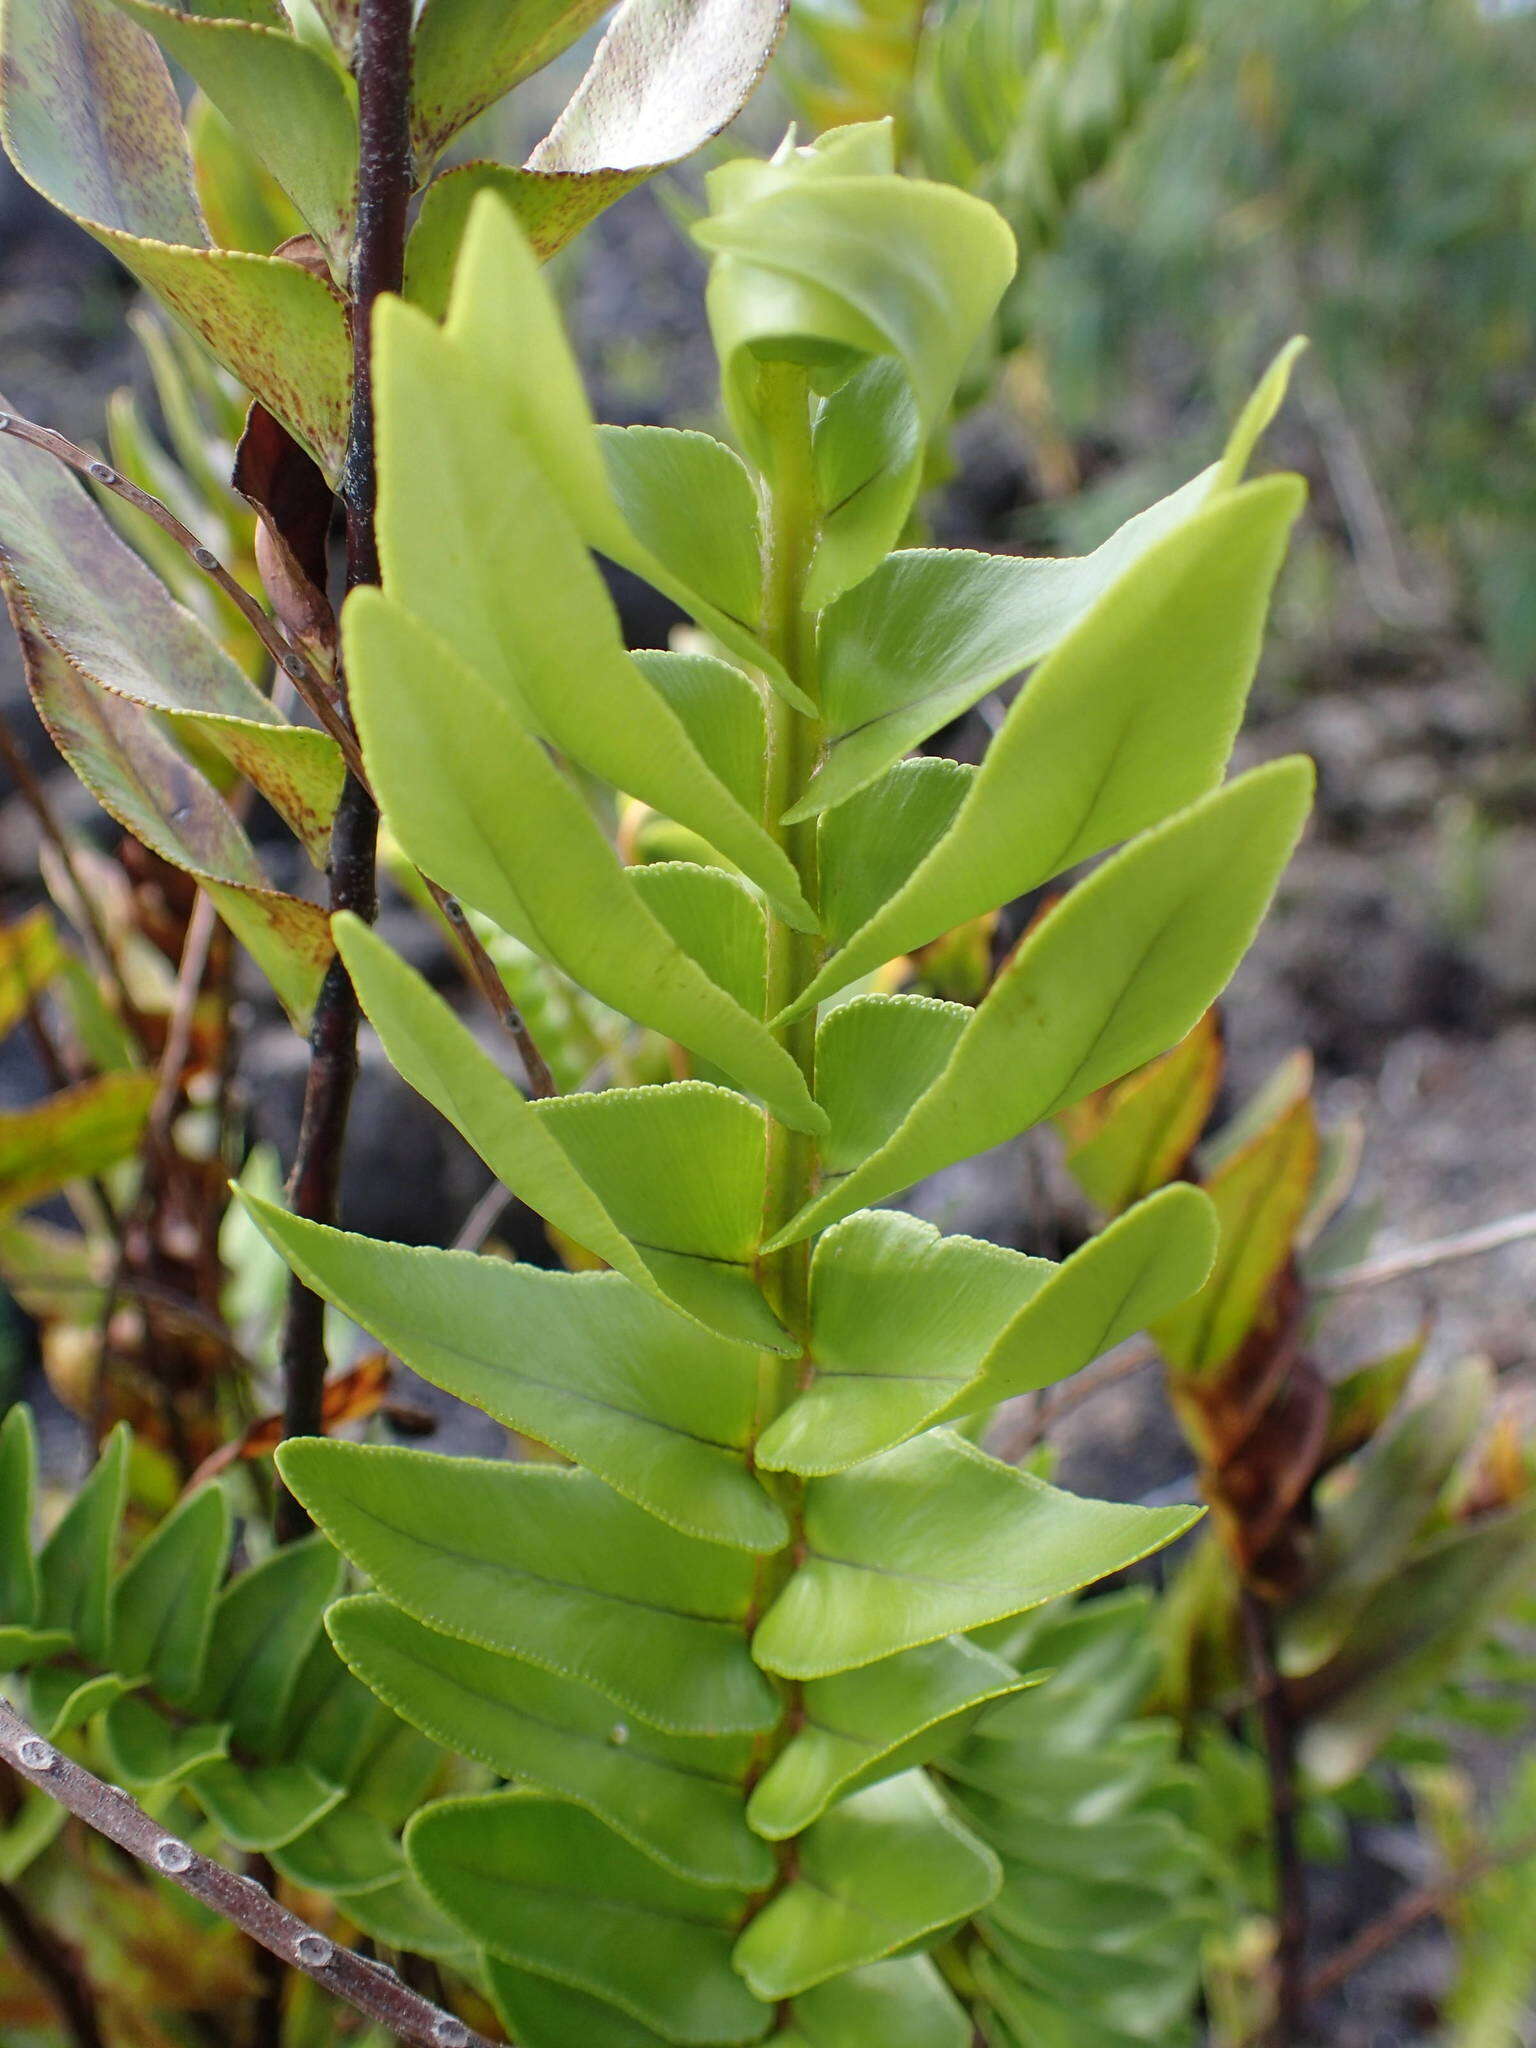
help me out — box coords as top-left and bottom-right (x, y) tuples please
(0, 1406), (456, 1924)
(185, 119), (1321, 2042)
(782, 0), (1200, 358)
(943, 1591), (1215, 2048)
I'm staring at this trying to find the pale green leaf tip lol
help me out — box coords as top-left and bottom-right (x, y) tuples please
(779, 789), (825, 829)
(793, 1098), (832, 1141)
(1218, 335), (1309, 490)
(760, 1203), (819, 1255)
(226, 1181), (290, 1242)
(773, 887), (820, 936)
(767, 988), (818, 1034)
(456, 185), (541, 287)
(1147, 1179), (1221, 1260)
(272, 1436), (325, 1491)
(1265, 749), (1318, 807)
(330, 907), (375, 960)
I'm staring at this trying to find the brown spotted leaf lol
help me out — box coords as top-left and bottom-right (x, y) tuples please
(18, 619), (331, 1025)
(410, 0), (612, 173)
(405, 161), (647, 316)
(309, 0), (357, 56)
(0, 413), (343, 859)
(108, 0), (357, 264)
(404, 0), (788, 312)
(0, 0), (350, 471)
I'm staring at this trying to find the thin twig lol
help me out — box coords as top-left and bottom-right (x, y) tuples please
(274, 0), (411, 1541)
(453, 1179), (517, 1254)
(0, 413), (362, 777)
(1230, 1827), (1536, 2047)
(0, 1696), (495, 2048)
(23, 1267), (264, 1381)
(425, 882), (557, 1098)
(1303, 1826), (1536, 2007)
(994, 1200), (1536, 1466)
(1320, 1208), (1536, 1293)
(0, 700), (141, 1032)
(994, 1335), (1159, 1460)
(1240, 1589), (1308, 2046)
(146, 888), (220, 1144)
(0, 1868), (105, 2048)
(1295, 360), (1442, 633)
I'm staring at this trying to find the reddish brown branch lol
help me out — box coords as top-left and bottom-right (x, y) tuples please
(425, 882), (557, 1099)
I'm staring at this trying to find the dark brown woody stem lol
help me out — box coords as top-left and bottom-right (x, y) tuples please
(0, 1696), (496, 2048)
(1241, 1588), (1308, 2045)
(273, 0), (413, 1542)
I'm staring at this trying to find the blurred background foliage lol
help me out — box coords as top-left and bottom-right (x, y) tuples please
(912, 0), (1536, 687)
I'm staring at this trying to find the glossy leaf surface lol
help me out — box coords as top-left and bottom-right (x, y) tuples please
(754, 1431), (1200, 1677)
(697, 123), (1016, 602)
(761, 1187), (1216, 1474)
(774, 759), (1314, 1244)
(331, 1596), (769, 1888)
(279, 1440), (777, 1734)
(438, 196), (799, 696)
(747, 1636), (1030, 1837)
(243, 1197), (783, 1550)
(409, 1792), (768, 2043)
(793, 471), (1301, 826)
(343, 595), (822, 1130)
(733, 1771), (1001, 1999)
(366, 318), (813, 927)
(756, 1213), (1048, 1475)
(332, 916), (792, 1351)
(37, 1423), (128, 1664)
(109, 1485), (230, 1704)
